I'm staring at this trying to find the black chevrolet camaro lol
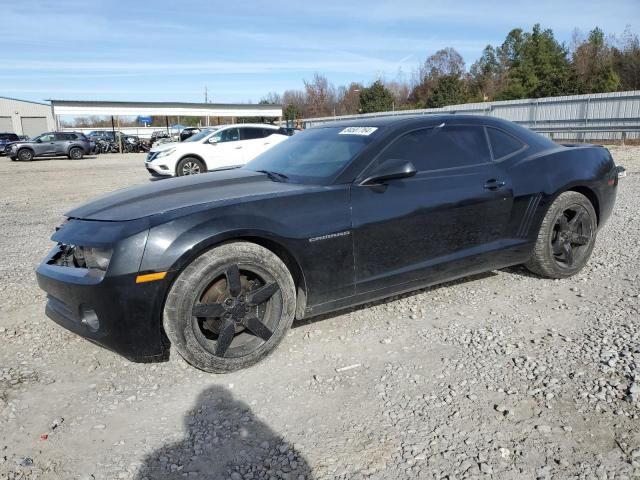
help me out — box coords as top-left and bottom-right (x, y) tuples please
(36, 115), (620, 372)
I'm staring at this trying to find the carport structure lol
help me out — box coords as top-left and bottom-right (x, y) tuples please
(50, 100), (283, 148)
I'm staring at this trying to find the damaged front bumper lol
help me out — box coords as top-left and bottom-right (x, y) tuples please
(35, 218), (170, 361)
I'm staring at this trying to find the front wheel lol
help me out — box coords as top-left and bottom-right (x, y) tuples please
(17, 149), (34, 161)
(163, 242), (296, 373)
(176, 157), (205, 176)
(525, 191), (597, 278)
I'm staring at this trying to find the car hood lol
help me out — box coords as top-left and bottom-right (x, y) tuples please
(66, 168), (312, 222)
(150, 141), (179, 152)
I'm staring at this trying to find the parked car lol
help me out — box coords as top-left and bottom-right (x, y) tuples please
(145, 124), (289, 177)
(8, 132), (92, 161)
(150, 130), (170, 146)
(35, 115), (623, 373)
(0, 133), (20, 155)
(179, 127), (202, 142)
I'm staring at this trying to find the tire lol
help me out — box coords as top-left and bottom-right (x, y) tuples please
(68, 147), (84, 160)
(17, 149), (34, 161)
(163, 242), (296, 373)
(525, 191), (597, 279)
(176, 157), (206, 176)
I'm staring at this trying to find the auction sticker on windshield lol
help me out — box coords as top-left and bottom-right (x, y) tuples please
(338, 127), (378, 136)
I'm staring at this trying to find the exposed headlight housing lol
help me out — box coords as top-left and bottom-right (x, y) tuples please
(73, 246), (113, 271)
(155, 147), (176, 158)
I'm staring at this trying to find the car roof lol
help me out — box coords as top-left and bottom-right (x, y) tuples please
(216, 123), (280, 129)
(308, 114), (511, 129)
(308, 114), (554, 149)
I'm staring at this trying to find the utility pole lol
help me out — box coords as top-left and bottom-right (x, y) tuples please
(204, 86), (208, 104)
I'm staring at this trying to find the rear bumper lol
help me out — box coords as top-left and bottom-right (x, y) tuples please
(36, 245), (169, 362)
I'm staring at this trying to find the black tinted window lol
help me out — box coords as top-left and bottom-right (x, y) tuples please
(487, 127), (525, 160)
(0, 134), (18, 141)
(382, 126), (491, 171)
(241, 127), (266, 140)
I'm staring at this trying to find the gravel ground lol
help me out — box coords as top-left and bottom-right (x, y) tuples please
(0, 148), (639, 480)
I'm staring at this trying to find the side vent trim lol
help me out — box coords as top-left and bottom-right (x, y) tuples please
(518, 194), (542, 238)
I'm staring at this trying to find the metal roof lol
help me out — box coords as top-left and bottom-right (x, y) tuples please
(50, 100), (282, 117)
(0, 95), (50, 106)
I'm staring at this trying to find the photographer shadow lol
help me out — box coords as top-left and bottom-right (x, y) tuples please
(135, 385), (312, 480)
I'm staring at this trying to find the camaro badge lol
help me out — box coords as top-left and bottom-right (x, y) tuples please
(308, 231), (352, 243)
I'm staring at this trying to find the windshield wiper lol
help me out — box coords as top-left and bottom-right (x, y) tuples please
(256, 170), (289, 182)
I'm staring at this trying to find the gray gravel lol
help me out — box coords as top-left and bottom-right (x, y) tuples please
(0, 148), (639, 479)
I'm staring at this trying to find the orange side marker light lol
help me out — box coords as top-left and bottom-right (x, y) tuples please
(135, 272), (167, 283)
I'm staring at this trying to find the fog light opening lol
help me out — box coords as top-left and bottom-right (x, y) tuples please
(80, 306), (99, 332)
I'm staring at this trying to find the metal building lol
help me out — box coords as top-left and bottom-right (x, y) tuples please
(0, 96), (56, 137)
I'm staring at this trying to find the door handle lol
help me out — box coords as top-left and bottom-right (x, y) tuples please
(484, 179), (506, 190)
(235, 146), (243, 149)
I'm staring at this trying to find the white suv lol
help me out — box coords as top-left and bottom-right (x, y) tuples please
(145, 124), (289, 177)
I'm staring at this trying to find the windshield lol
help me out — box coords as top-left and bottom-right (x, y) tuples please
(245, 126), (379, 184)
(184, 127), (220, 143)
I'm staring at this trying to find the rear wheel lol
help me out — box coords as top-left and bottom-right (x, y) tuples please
(17, 149), (33, 161)
(68, 147), (84, 160)
(163, 242), (296, 373)
(176, 157), (205, 176)
(525, 191), (597, 278)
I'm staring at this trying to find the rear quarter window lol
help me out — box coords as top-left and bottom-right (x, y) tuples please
(487, 127), (525, 160)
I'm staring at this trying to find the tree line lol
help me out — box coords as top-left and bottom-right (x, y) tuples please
(265, 24), (640, 120)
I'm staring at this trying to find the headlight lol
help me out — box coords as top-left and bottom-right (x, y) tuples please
(74, 246), (113, 271)
(155, 147), (175, 158)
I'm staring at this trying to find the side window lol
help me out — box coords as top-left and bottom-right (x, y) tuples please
(486, 127), (525, 160)
(39, 133), (55, 142)
(216, 127), (240, 143)
(241, 127), (266, 140)
(381, 126), (491, 171)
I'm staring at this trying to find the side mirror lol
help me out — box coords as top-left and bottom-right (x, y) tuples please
(208, 138), (218, 145)
(35, 139), (42, 143)
(360, 159), (417, 186)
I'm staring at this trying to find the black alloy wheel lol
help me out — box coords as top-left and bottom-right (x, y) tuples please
(163, 242), (296, 373)
(550, 204), (593, 269)
(192, 263), (280, 359)
(526, 191), (597, 278)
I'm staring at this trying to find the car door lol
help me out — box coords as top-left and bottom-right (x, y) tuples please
(239, 127), (269, 161)
(34, 133), (56, 155)
(202, 127), (243, 168)
(54, 133), (71, 155)
(350, 124), (514, 294)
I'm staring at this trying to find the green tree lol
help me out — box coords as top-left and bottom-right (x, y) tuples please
(470, 45), (502, 100)
(496, 24), (578, 99)
(359, 80), (394, 113)
(426, 75), (468, 108)
(612, 27), (640, 90)
(572, 27), (620, 93)
(283, 103), (303, 121)
(409, 47), (466, 107)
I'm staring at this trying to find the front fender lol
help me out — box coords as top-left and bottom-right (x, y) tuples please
(140, 187), (354, 307)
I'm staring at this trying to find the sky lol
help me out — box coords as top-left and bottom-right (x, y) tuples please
(2, 0), (638, 105)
